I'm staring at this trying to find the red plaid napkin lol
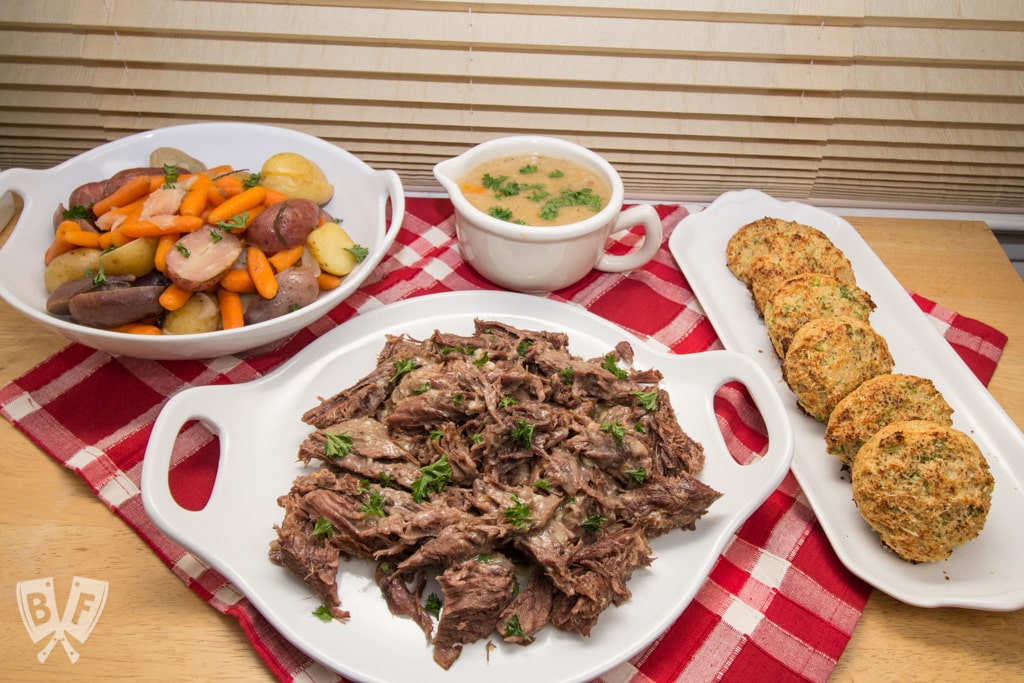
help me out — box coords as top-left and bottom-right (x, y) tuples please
(0, 198), (1007, 683)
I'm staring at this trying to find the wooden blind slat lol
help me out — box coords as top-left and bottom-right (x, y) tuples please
(1, 0), (1022, 211)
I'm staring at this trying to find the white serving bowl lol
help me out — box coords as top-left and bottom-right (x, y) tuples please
(0, 122), (404, 360)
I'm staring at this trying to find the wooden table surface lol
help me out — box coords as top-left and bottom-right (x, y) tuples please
(1, 212), (1022, 682)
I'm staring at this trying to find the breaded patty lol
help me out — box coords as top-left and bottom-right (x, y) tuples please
(782, 315), (894, 422)
(851, 420), (993, 563)
(725, 217), (800, 284)
(763, 273), (876, 359)
(747, 232), (857, 314)
(825, 373), (954, 466)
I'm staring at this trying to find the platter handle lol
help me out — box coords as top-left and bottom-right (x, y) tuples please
(141, 383), (246, 550)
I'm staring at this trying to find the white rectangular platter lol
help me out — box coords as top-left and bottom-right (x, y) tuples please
(669, 188), (1024, 610)
(142, 290), (794, 683)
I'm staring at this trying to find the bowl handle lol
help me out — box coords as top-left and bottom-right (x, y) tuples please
(379, 169), (406, 238)
(0, 168), (40, 241)
(595, 204), (663, 273)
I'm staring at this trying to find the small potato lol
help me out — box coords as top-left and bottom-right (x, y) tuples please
(162, 292), (221, 335)
(245, 199), (320, 252)
(99, 236), (158, 278)
(149, 146), (207, 174)
(306, 222), (359, 276)
(44, 247), (102, 293)
(259, 152), (334, 205)
(243, 267), (319, 325)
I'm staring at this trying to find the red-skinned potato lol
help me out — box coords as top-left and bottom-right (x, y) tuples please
(243, 266), (319, 325)
(245, 199), (321, 253)
(164, 228), (243, 291)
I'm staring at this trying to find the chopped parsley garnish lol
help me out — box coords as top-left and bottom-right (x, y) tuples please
(411, 454), (452, 502)
(625, 467), (648, 484)
(559, 367), (575, 385)
(346, 244), (369, 262)
(517, 340), (534, 356)
(548, 169), (565, 178)
(162, 164), (180, 187)
(391, 358), (417, 382)
(489, 206), (514, 221)
(633, 390), (658, 411)
(511, 419), (535, 448)
(429, 429), (444, 442)
(175, 243), (190, 258)
(323, 431), (354, 458)
(311, 517), (334, 539)
(601, 353), (628, 379)
(312, 604), (334, 622)
(534, 478), (551, 491)
(473, 350), (490, 367)
(379, 471), (394, 488)
(90, 264), (107, 286)
(499, 396), (517, 408)
(242, 172), (262, 188)
(582, 514), (607, 533)
(217, 213), (247, 232)
(503, 494), (532, 529)
(359, 488), (387, 517)
(538, 188), (602, 221)
(600, 419), (626, 446)
(503, 614), (532, 641)
(412, 381), (432, 395)
(63, 205), (92, 220)
(519, 164), (538, 174)
(424, 592), (443, 618)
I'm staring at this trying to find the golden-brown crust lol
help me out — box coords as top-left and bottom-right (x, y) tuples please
(851, 420), (993, 563)
(763, 273), (876, 359)
(746, 233), (856, 314)
(725, 217), (797, 284)
(782, 315), (894, 422)
(825, 373), (954, 466)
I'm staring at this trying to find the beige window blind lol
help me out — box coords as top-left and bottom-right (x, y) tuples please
(1, 0), (1022, 212)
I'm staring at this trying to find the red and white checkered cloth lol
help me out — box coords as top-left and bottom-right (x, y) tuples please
(0, 198), (1008, 682)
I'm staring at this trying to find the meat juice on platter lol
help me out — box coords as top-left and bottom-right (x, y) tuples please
(269, 319), (723, 670)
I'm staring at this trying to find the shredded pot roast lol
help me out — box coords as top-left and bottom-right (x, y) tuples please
(269, 319), (722, 669)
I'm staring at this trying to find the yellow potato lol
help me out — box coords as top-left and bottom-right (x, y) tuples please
(161, 292), (221, 335)
(306, 222), (357, 276)
(260, 152), (334, 205)
(44, 247), (102, 293)
(99, 236), (158, 278)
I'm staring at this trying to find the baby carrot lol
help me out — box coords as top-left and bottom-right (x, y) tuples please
(316, 272), (342, 290)
(118, 215), (205, 238)
(91, 176), (153, 216)
(55, 220), (102, 248)
(206, 186), (267, 226)
(219, 268), (257, 294)
(109, 322), (163, 335)
(246, 246), (278, 299)
(154, 234), (179, 273)
(217, 288), (245, 330)
(203, 164), (235, 178)
(206, 183), (226, 207)
(179, 174), (212, 216)
(268, 245), (304, 272)
(262, 188), (289, 206)
(44, 235), (78, 265)
(214, 174), (245, 198)
(159, 282), (193, 311)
